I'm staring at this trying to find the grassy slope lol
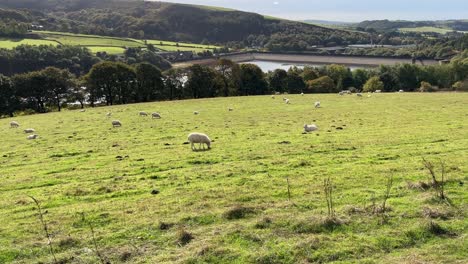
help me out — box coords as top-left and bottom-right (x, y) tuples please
(0, 31), (219, 54)
(398, 27), (460, 34)
(0, 94), (467, 263)
(0, 38), (58, 49)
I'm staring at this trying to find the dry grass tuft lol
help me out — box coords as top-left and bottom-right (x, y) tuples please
(422, 207), (453, 220)
(223, 206), (255, 220)
(176, 228), (194, 246)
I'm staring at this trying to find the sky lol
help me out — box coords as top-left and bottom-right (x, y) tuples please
(153, 0), (468, 22)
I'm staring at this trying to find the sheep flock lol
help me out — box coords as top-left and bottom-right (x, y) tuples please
(4, 91), (378, 150)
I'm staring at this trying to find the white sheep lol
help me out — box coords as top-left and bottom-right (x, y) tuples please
(375, 90), (382, 93)
(24, 128), (35, 134)
(194, 111), (199, 115)
(27, 134), (38, 140)
(315, 101), (321, 108)
(399, 90), (404, 93)
(139, 111), (148, 117)
(271, 95), (275, 99)
(304, 124), (318, 132)
(152, 112), (162, 119)
(301, 92), (304, 96)
(285, 98), (290, 104)
(339, 91), (345, 96)
(79, 109), (86, 112)
(106, 112), (112, 117)
(112, 120), (122, 127)
(188, 132), (211, 151)
(10, 121), (19, 128)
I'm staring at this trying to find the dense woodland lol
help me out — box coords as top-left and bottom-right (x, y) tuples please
(1, 50), (467, 117)
(0, 45), (171, 76)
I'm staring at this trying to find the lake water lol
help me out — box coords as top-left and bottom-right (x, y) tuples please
(241, 60), (368, 72)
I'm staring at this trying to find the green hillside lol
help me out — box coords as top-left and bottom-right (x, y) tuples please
(0, 31), (220, 55)
(0, 0), (369, 51)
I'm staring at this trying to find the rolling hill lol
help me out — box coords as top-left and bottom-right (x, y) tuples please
(0, 0), (369, 51)
(356, 19), (468, 33)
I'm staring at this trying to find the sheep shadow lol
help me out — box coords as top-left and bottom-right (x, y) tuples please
(191, 148), (212, 152)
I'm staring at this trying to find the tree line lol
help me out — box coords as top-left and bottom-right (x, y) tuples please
(1, 52), (467, 117)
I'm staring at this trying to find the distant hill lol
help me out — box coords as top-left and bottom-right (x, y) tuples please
(0, 0), (368, 51)
(356, 19), (468, 32)
(303, 20), (353, 26)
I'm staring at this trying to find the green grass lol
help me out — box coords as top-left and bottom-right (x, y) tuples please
(0, 31), (220, 54)
(86, 46), (127, 55)
(399, 26), (466, 34)
(0, 93), (467, 263)
(37, 31), (219, 54)
(0, 38), (58, 49)
(41, 33), (144, 48)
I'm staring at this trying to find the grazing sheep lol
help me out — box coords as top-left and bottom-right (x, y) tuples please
(301, 92), (304, 96)
(399, 90), (405, 93)
(271, 95), (275, 99)
(304, 124), (318, 132)
(79, 109), (86, 112)
(139, 111), (148, 117)
(285, 98), (290, 104)
(339, 91), (345, 96)
(112, 120), (122, 127)
(188, 132), (211, 151)
(357, 93), (363, 97)
(315, 101), (321, 108)
(375, 90), (382, 93)
(10, 121), (19, 128)
(27, 134), (38, 140)
(24, 128), (35, 134)
(152, 112), (162, 119)
(346, 90), (352, 95)
(106, 112), (112, 117)
(194, 111), (199, 115)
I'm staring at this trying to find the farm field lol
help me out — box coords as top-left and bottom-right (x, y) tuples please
(0, 93), (467, 263)
(0, 38), (59, 49)
(0, 31), (220, 54)
(398, 26), (465, 34)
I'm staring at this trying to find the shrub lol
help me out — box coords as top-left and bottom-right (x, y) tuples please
(306, 76), (337, 93)
(419, 81), (437, 92)
(363, 76), (384, 92)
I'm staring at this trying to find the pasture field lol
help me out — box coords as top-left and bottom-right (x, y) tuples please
(0, 93), (467, 263)
(0, 31), (219, 54)
(86, 46), (127, 55)
(399, 26), (466, 34)
(37, 31), (219, 53)
(40, 32), (144, 48)
(0, 38), (59, 49)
